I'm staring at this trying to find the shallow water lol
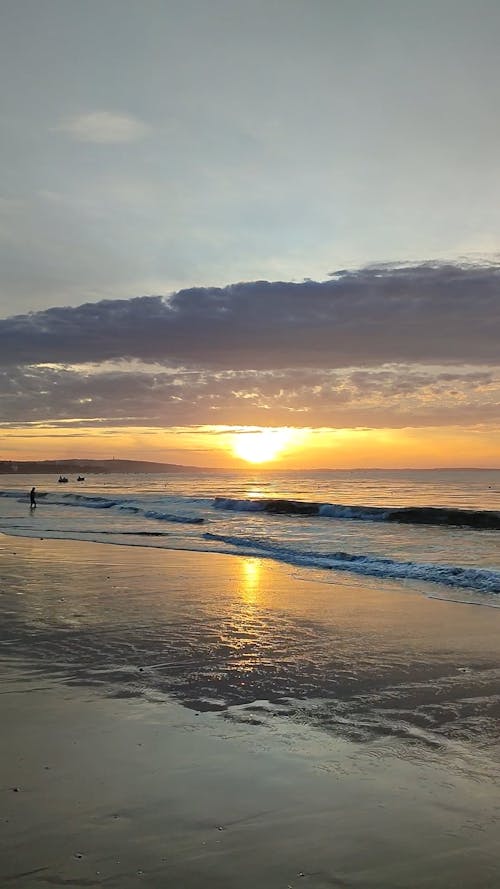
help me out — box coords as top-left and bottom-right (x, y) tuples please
(1, 469), (499, 601)
(2, 534), (500, 753)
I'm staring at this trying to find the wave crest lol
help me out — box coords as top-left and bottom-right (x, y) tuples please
(213, 496), (500, 529)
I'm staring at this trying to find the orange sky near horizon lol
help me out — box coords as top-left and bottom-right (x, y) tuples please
(2, 424), (500, 469)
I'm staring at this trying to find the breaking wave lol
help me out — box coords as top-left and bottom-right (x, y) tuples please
(203, 532), (500, 595)
(1, 488), (498, 597)
(0, 490), (204, 526)
(3, 489), (499, 530)
(213, 496), (500, 530)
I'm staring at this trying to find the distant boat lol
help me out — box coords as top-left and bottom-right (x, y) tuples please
(77, 476), (85, 481)
(58, 476), (68, 483)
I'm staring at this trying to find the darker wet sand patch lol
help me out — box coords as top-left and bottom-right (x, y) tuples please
(1, 534), (500, 887)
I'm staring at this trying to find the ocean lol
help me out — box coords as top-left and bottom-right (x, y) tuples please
(1, 469), (499, 606)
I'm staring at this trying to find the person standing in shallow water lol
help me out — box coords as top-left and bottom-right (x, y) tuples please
(30, 487), (36, 508)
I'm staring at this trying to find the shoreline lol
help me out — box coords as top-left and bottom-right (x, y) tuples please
(1, 533), (500, 887)
(2, 532), (500, 739)
(1, 525), (499, 607)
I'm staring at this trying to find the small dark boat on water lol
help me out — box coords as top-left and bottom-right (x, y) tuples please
(58, 476), (68, 483)
(77, 476), (85, 481)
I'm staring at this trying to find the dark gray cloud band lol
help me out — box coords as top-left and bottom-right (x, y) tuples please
(1, 262), (499, 369)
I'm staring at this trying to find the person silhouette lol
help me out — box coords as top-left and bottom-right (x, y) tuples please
(30, 487), (36, 508)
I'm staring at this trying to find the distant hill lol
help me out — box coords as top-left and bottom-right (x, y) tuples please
(0, 459), (204, 475)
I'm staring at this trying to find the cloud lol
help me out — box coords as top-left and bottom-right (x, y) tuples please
(57, 111), (150, 143)
(0, 261), (499, 370)
(1, 364), (498, 430)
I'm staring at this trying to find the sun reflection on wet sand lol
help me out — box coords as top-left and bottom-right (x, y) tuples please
(3, 535), (500, 749)
(2, 535), (500, 889)
(240, 557), (261, 604)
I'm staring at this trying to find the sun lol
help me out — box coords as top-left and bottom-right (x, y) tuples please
(231, 428), (300, 464)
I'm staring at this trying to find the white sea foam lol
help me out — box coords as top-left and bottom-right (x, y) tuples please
(203, 532), (500, 594)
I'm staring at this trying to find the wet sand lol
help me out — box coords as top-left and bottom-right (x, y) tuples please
(1, 534), (500, 887)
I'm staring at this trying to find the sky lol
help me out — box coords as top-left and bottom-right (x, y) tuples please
(1, 0), (499, 468)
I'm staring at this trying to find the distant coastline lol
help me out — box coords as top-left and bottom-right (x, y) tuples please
(0, 458), (204, 475)
(0, 459), (498, 474)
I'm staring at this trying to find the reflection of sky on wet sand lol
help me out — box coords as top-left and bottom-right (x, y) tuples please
(2, 534), (500, 750)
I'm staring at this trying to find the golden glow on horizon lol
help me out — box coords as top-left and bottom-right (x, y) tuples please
(231, 427), (306, 464)
(1, 423), (500, 468)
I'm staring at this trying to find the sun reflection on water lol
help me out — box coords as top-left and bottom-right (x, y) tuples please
(246, 488), (267, 500)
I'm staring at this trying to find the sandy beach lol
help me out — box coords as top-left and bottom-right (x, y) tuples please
(1, 533), (500, 888)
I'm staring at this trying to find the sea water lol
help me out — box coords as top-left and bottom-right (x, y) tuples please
(0, 469), (499, 604)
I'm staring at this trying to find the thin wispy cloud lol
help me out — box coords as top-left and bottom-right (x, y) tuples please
(57, 111), (150, 144)
(0, 364), (498, 429)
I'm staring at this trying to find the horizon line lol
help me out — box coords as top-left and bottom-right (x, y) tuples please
(0, 458), (499, 473)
